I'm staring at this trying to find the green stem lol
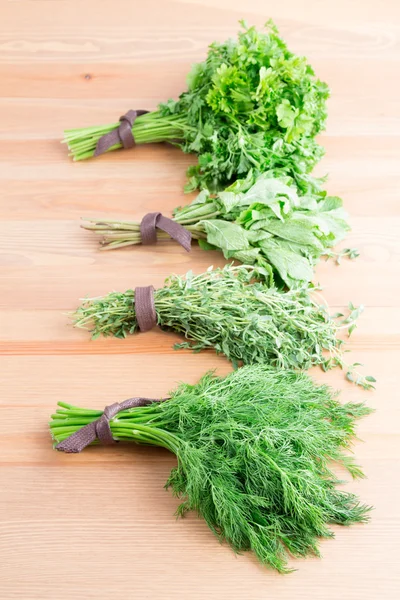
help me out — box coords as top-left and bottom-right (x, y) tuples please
(50, 403), (182, 455)
(173, 200), (220, 223)
(81, 218), (207, 250)
(64, 110), (193, 161)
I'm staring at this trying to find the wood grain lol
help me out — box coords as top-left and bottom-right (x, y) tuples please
(0, 1), (399, 598)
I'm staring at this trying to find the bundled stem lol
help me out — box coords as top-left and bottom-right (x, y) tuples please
(50, 366), (372, 573)
(64, 111), (190, 161)
(73, 265), (374, 389)
(82, 217), (206, 248)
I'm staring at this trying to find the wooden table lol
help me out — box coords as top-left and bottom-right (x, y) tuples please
(1, 1), (399, 598)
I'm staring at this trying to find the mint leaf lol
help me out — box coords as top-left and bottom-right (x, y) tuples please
(203, 220), (250, 251)
(198, 239), (218, 251)
(259, 239), (314, 285)
(241, 175), (299, 206)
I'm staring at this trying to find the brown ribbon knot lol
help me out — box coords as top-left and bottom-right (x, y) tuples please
(94, 109), (149, 157)
(56, 397), (164, 453)
(135, 285), (157, 333)
(140, 212), (192, 252)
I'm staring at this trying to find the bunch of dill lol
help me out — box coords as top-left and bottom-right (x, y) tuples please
(50, 365), (372, 573)
(73, 265), (374, 388)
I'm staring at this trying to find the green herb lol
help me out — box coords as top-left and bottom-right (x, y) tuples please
(50, 365), (372, 573)
(324, 247), (360, 265)
(64, 21), (329, 192)
(83, 172), (357, 288)
(73, 265), (374, 389)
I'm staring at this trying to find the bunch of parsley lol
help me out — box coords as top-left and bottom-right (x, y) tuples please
(64, 21), (329, 192)
(50, 365), (372, 572)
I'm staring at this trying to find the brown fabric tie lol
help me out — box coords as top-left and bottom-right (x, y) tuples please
(94, 110), (149, 157)
(140, 212), (191, 252)
(135, 285), (157, 332)
(56, 397), (164, 453)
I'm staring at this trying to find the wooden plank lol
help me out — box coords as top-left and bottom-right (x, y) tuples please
(0, 0), (399, 598)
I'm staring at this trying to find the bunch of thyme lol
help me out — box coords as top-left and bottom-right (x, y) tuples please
(50, 365), (372, 573)
(73, 265), (374, 389)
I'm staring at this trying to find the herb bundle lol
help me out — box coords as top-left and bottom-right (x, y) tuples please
(50, 365), (372, 572)
(83, 173), (354, 288)
(73, 265), (373, 388)
(64, 21), (329, 192)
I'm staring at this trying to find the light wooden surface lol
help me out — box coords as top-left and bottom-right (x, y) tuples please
(1, 1), (399, 598)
